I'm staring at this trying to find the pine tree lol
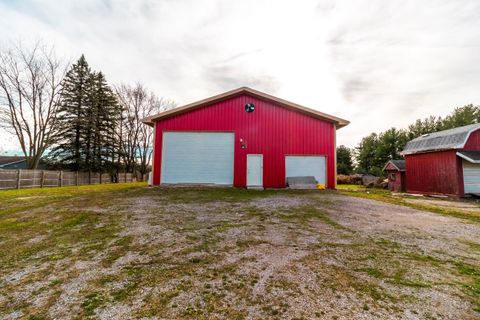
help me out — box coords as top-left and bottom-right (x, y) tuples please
(375, 128), (408, 165)
(51, 56), (121, 176)
(80, 71), (120, 173)
(440, 104), (479, 130)
(50, 55), (91, 170)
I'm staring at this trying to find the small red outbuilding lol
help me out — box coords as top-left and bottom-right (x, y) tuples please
(383, 160), (406, 192)
(401, 123), (480, 197)
(143, 87), (349, 189)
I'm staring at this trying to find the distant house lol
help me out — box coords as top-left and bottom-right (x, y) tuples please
(400, 123), (480, 197)
(0, 156), (27, 170)
(383, 160), (406, 192)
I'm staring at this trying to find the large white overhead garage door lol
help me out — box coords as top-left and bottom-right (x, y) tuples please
(463, 160), (480, 193)
(285, 156), (326, 184)
(161, 132), (234, 185)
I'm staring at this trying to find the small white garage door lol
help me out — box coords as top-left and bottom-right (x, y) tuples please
(285, 156), (326, 184)
(161, 132), (234, 185)
(463, 160), (480, 193)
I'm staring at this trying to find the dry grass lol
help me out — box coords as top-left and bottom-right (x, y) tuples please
(0, 184), (479, 319)
(338, 187), (480, 223)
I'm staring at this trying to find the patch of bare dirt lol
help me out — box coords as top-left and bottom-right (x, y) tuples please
(3, 189), (480, 320)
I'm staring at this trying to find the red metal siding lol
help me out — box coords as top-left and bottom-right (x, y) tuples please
(405, 150), (462, 196)
(457, 129), (480, 195)
(462, 129), (480, 150)
(152, 94), (336, 188)
(400, 171), (407, 192)
(384, 163), (397, 171)
(386, 170), (405, 192)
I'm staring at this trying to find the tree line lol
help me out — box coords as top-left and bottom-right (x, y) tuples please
(0, 43), (174, 180)
(337, 104), (480, 176)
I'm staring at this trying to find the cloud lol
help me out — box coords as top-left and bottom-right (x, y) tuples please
(322, 0), (480, 144)
(0, 0), (480, 154)
(203, 64), (281, 94)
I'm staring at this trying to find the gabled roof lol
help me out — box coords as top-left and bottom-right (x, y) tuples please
(383, 159), (406, 171)
(457, 151), (480, 164)
(401, 123), (480, 155)
(143, 87), (349, 128)
(0, 156), (26, 167)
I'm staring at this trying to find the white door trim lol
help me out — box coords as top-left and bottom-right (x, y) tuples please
(247, 154), (263, 188)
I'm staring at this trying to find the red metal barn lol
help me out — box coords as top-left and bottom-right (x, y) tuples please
(143, 87), (349, 189)
(401, 123), (480, 197)
(383, 160), (406, 192)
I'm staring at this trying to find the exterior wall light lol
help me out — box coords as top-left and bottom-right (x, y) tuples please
(240, 138), (247, 149)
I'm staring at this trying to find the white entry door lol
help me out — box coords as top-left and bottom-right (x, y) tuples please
(161, 132), (234, 185)
(285, 155), (326, 184)
(247, 154), (263, 187)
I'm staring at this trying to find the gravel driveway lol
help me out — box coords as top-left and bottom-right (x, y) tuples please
(1, 185), (479, 319)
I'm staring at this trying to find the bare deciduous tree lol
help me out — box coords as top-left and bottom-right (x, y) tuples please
(0, 42), (66, 169)
(115, 83), (175, 179)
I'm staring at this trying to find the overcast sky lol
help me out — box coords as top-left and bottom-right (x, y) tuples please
(1, 0), (480, 154)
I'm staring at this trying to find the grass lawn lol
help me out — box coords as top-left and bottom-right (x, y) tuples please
(338, 185), (480, 224)
(336, 184), (366, 190)
(0, 183), (479, 319)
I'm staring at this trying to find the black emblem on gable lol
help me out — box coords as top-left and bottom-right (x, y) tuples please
(245, 103), (255, 113)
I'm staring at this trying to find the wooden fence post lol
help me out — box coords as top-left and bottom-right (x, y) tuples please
(16, 170), (21, 189)
(40, 170), (45, 188)
(99, 173), (102, 184)
(60, 171), (64, 187)
(76, 171), (79, 186)
(89, 171), (92, 185)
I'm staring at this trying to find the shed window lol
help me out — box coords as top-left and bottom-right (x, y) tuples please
(389, 173), (396, 181)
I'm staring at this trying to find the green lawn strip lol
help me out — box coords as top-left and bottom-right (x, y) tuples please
(0, 195), (74, 216)
(0, 183), (146, 231)
(338, 189), (480, 223)
(337, 184), (366, 190)
(0, 182), (145, 201)
(455, 261), (480, 311)
(155, 186), (324, 204)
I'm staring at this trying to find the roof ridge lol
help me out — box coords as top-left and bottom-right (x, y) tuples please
(402, 123), (480, 155)
(410, 123), (480, 140)
(143, 87), (349, 129)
